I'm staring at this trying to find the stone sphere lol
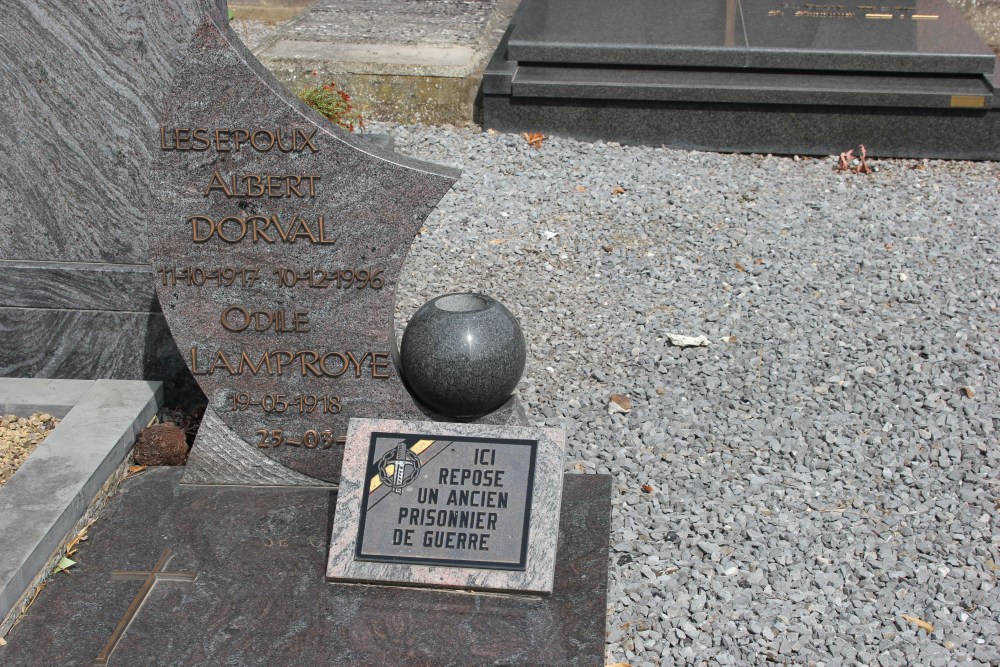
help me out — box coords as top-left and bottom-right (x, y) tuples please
(400, 293), (526, 418)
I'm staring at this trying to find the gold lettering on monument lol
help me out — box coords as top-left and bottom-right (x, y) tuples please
(161, 121), (386, 457)
(769, 4), (938, 19)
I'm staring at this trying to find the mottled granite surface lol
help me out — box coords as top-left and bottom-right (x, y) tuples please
(0, 0), (220, 404)
(0, 468), (609, 667)
(483, 94), (1000, 158)
(508, 0), (995, 73)
(149, 10), (530, 484)
(400, 294), (527, 417)
(484, 0), (1000, 157)
(327, 419), (565, 593)
(0, 0), (215, 265)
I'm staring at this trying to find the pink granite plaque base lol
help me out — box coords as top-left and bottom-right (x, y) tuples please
(326, 418), (566, 594)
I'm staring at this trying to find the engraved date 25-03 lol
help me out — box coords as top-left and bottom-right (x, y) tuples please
(256, 428), (339, 449)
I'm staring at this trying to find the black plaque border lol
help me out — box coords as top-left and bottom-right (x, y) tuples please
(354, 431), (538, 570)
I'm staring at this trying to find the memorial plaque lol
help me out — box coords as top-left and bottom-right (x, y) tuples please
(148, 10), (524, 487)
(327, 419), (567, 594)
(356, 433), (536, 569)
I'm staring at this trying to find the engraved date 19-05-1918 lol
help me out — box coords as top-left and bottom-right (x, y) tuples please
(232, 392), (341, 414)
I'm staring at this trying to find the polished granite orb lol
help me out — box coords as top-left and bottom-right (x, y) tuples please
(400, 293), (526, 418)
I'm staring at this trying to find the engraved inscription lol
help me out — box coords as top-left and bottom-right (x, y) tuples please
(256, 428), (338, 449)
(189, 347), (391, 378)
(189, 214), (337, 245)
(273, 267), (384, 289)
(159, 126), (318, 153)
(203, 169), (321, 198)
(354, 433), (537, 569)
(767, 3), (938, 19)
(231, 392), (342, 414)
(158, 266), (258, 287)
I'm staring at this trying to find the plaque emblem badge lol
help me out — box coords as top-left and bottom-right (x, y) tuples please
(377, 442), (421, 494)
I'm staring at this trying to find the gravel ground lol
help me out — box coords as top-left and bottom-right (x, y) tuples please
(0, 413), (58, 487)
(371, 123), (1000, 667)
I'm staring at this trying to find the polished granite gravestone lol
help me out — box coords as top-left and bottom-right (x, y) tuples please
(483, 0), (1000, 158)
(0, 468), (610, 667)
(0, 0), (221, 406)
(149, 5), (525, 488)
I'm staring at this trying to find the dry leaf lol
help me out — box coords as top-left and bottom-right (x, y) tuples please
(611, 186), (626, 195)
(641, 483), (653, 493)
(753, 257), (764, 265)
(575, 185), (586, 192)
(961, 386), (975, 398)
(65, 519), (95, 557)
(901, 614), (934, 633)
(608, 394), (632, 414)
(735, 262), (745, 272)
(488, 239), (507, 245)
(125, 464), (147, 479)
(574, 463), (586, 473)
(0, 638), (6, 646)
(836, 144), (873, 174)
(606, 663), (631, 667)
(521, 131), (545, 149)
(986, 560), (999, 572)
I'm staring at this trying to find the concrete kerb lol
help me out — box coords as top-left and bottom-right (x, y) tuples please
(255, 0), (522, 126)
(0, 379), (162, 632)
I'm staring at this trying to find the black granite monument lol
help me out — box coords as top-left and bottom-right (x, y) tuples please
(483, 0), (1000, 158)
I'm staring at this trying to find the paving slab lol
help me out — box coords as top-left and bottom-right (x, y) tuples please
(0, 379), (162, 630)
(0, 468), (610, 667)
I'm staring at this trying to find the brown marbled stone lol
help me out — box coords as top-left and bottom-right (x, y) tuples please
(0, 468), (610, 667)
(149, 9), (523, 485)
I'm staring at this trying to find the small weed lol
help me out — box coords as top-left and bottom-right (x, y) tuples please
(297, 75), (365, 133)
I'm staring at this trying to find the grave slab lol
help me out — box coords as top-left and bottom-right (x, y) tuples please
(0, 379), (162, 629)
(253, 0), (521, 125)
(0, 468), (610, 667)
(508, 0), (751, 67)
(485, 0), (1000, 157)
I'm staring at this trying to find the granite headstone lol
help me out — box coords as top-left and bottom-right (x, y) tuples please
(149, 6), (524, 487)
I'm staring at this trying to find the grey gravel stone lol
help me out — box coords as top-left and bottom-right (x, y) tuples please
(373, 122), (1000, 667)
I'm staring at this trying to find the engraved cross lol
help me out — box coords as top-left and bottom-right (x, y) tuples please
(95, 549), (197, 666)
